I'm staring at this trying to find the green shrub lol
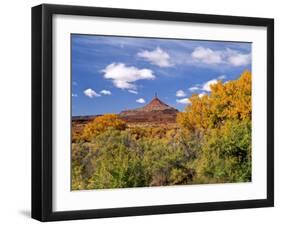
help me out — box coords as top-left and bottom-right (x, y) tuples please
(192, 120), (251, 184)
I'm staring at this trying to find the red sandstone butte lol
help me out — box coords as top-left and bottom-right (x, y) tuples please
(119, 95), (178, 123)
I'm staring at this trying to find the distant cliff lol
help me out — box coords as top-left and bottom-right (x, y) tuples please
(119, 96), (178, 123)
(72, 96), (179, 129)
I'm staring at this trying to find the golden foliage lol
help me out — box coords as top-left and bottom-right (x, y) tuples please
(82, 114), (127, 141)
(177, 70), (252, 132)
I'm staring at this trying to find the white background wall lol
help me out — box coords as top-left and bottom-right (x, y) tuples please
(0, 0), (279, 225)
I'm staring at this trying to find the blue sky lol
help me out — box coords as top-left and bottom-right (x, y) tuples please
(71, 34), (251, 116)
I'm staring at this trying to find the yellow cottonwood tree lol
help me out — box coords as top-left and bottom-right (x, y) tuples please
(177, 70), (252, 183)
(177, 70), (252, 132)
(209, 70), (251, 122)
(82, 114), (127, 141)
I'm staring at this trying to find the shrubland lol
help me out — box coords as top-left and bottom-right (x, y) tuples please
(72, 70), (252, 190)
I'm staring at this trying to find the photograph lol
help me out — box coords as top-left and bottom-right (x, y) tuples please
(31, 3), (274, 221)
(71, 34), (252, 190)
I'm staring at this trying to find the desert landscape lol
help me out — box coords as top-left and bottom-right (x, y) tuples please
(72, 71), (252, 190)
(71, 34), (252, 190)
(72, 94), (179, 138)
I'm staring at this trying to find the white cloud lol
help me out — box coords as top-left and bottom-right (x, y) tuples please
(191, 47), (251, 67)
(191, 47), (222, 64)
(226, 49), (251, 66)
(84, 88), (101, 98)
(176, 98), (191, 104)
(102, 63), (155, 90)
(198, 92), (206, 98)
(176, 89), (187, 97)
(128, 90), (138, 94)
(189, 86), (200, 92)
(72, 93), (78, 97)
(201, 74), (227, 91)
(189, 74), (226, 93)
(136, 98), (145, 104)
(202, 79), (218, 92)
(100, 90), (111, 95)
(137, 47), (173, 67)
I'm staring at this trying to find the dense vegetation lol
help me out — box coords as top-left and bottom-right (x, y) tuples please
(72, 70), (252, 190)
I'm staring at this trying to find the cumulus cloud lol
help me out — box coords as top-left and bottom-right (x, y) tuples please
(176, 98), (191, 104)
(226, 49), (251, 66)
(201, 74), (227, 91)
(202, 79), (218, 92)
(191, 47), (222, 64)
(137, 47), (173, 67)
(191, 46), (251, 67)
(128, 90), (138, 94)
(198, 92), (206, 98)
(176, 89), (187, 97)
(189, 75), (226, 93)
(72, 93), (78, 97)
(136, 98), (145, 104)
(102, 63), (155, 90)
(100, 90), (111, 95)
(189, 86), (200, 92)
(84, 88), (101, 98)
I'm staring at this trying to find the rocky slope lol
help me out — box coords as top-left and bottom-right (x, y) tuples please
(119, 96), (178, 123)
(72, 96), (179, 130)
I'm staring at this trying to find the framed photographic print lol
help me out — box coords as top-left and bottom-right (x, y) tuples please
(32, 4), (274, 221)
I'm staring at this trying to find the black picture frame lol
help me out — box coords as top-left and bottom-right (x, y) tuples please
(32, 4), (274, 222)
